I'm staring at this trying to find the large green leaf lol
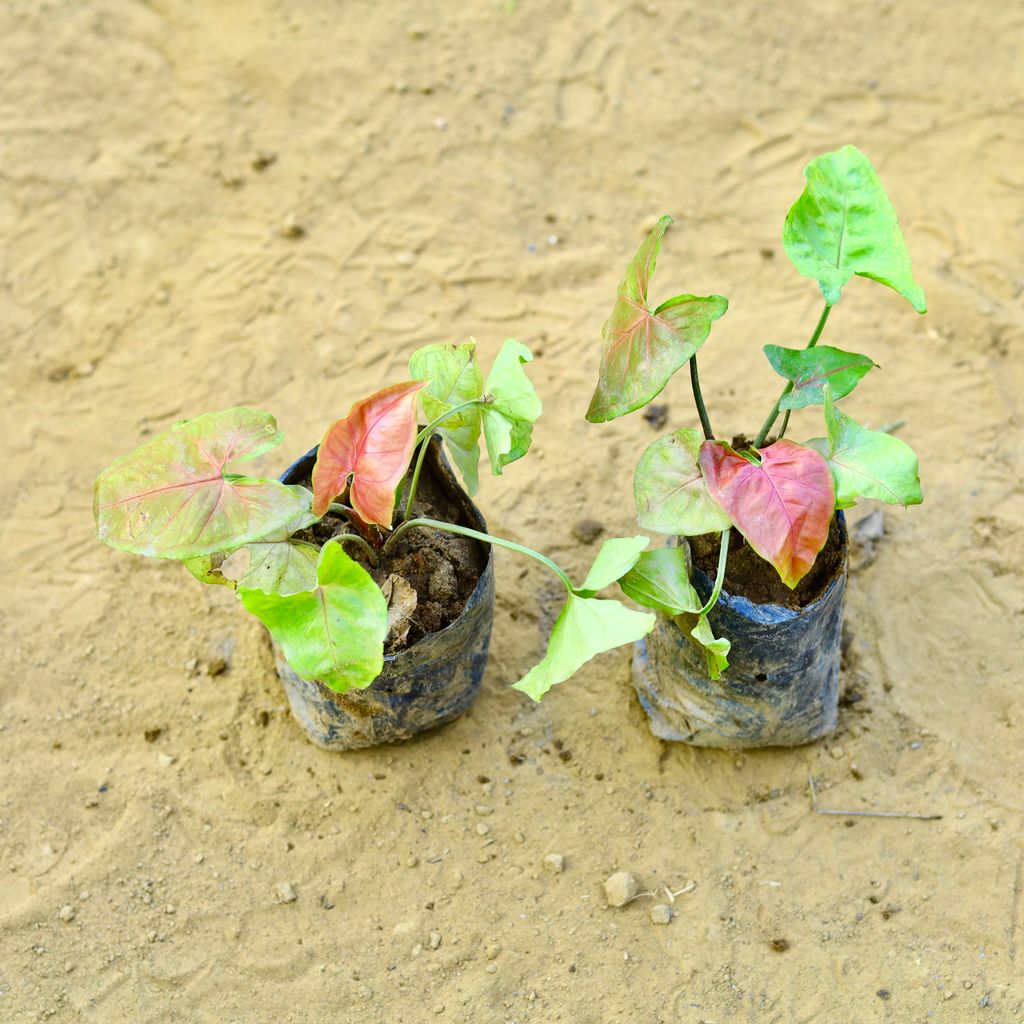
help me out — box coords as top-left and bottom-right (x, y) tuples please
(806, 389), (923, 510)
(409, 341), (484, 495)
(512, 595), (655, 701)
(764, 344), (877, 410)
(183, 507), (318, 595)
(618, 548), (702, 615)
(239, 539), (388, 692)
(576, 536), (649, 596)
(634, 428), (733, 535)
(587, 216), (728, 422)
(783, 145), (927, 312)
(94, 408), (312, 560)
(689, 615), (730, 680)
(481, 339), (542, 474)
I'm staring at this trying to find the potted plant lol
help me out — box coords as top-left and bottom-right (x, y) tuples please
(585, 145), (926, 748)
(94, 339), (657, 749)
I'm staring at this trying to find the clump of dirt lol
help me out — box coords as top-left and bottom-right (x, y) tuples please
(291, 447), (487, 652)
(690, 516), (846, 610)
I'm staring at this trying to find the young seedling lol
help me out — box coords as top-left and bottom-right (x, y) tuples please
(94, 339), (655, 700)
(588, 145), (926, 677)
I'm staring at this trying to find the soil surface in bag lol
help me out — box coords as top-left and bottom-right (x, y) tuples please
(690, 517), (846, 610)
(290, 465), (487, 653)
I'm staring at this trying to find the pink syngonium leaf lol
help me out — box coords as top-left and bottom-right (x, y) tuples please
(698, 439), (835, 589)
(312, 381), (428, 526)
(586, 215), (728, 423)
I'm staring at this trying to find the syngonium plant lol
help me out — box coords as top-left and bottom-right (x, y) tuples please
(93, 340), (657, 701)
(588, 145), (926, 678)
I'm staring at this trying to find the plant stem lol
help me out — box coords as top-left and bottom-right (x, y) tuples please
(753, 302), (832, 448)
(778, 409), (792, 439)
(689, 357), (714, 440)
(334, 532), (380, 567)
(328, 502), (355, 517)
(698, 529), (730, 617)
(399, 398), (489, 518)
(382, 516), (574, 592)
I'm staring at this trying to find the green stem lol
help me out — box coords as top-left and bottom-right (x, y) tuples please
(753, 303), (832, 448)
(399, 398), (489, 518)
(698, 529), (730, 617)
(382, 517), (574, 592)
(689, 357), (714, 440)
(328, 503), (355, 517)
(334, 532), (380, 567)
(778, 409), (792, 440)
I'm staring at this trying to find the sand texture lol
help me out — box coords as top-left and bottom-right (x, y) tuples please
(2, 1), (1023, 1021)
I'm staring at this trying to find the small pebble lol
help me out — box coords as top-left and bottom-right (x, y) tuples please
(406, 856), (419, 868)
(157, 753), (175, 769)
(476, 823), (490, 836)
(474, 804), (493, 816)
(543, 854), (565, 874)
(572, 519), (604, 545)
(280, 214), (305, 239)
(604, 871), (639, 907)
(58, 905), (75, 923)
(650, 904), (672, 925)
(429, 931), (442, 950)
(830, 745), (845, 760)
(276, 882), (297, 904)
(193, 853), (204, 864)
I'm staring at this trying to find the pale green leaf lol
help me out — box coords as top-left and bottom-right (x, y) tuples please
(618, 548), (702, 615)
(409, 340), (484, 495)
(94, 408), (311, 560)
(634, 428), (733, 535)
(239, 539), (388, 692)
(690, 615), (730, 680)
(783, 145), (926, 312)
(512, 594), (655, 701)
(806, 389), (923, 510)
(764, 344), (877, 410)
(576, 536), (649, 596)
(481, 339), (542, 474)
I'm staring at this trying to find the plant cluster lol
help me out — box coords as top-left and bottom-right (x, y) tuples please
(584, 145), (926, 676)
(94, 340), (657, 700)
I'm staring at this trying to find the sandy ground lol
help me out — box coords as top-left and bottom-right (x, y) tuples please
(2, 1), (1023, 1021)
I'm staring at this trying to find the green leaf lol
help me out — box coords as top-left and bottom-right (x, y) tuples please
(239, 539), (388, 692)
(783, 145), (926, 312)
(512, 594), (655, 701)
(183, 508), (319, 596)
(94, 408), (312, 560)
(481, 339), (542, 474)
(763, 344), (877, 410)
(587, 216), (729, 422)
(409, 341), (485, 495)
(634, 428), (733, 535)
(806, 388), (923, 510)
(618, 547), (702, 615)
(689, 615), (730, 680)
(575, 536), (649, 596)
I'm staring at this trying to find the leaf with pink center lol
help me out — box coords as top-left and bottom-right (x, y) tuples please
(698, 439), (835, 589)
(586, 216), (728, 423)
(312, 381), (428, 526)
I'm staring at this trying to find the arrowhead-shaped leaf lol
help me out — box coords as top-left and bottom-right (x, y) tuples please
(634, 428), (733, 535)
(699, 439), (835, 589)
(312, 381), (428, 526)
(587, 216), (729, 423)
(764, 344), (877, 410)
(575, 536), (649, 596)
(94, 408), (313, 560)
(183, 507), (319, 595)
(689, 615), (730, 679)
(480, 339), (542, 474)
(512, 594), (655, 702)
(783, 145), (927, 313)
(239, 539), (388, 692)
(409, 341), (485, 495)
(618, 547), (702, 615)
(805, 388), (923, 510)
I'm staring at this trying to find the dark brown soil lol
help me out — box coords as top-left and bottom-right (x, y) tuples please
(690, 516), (846, 610)
(291, 452), (487, 653)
